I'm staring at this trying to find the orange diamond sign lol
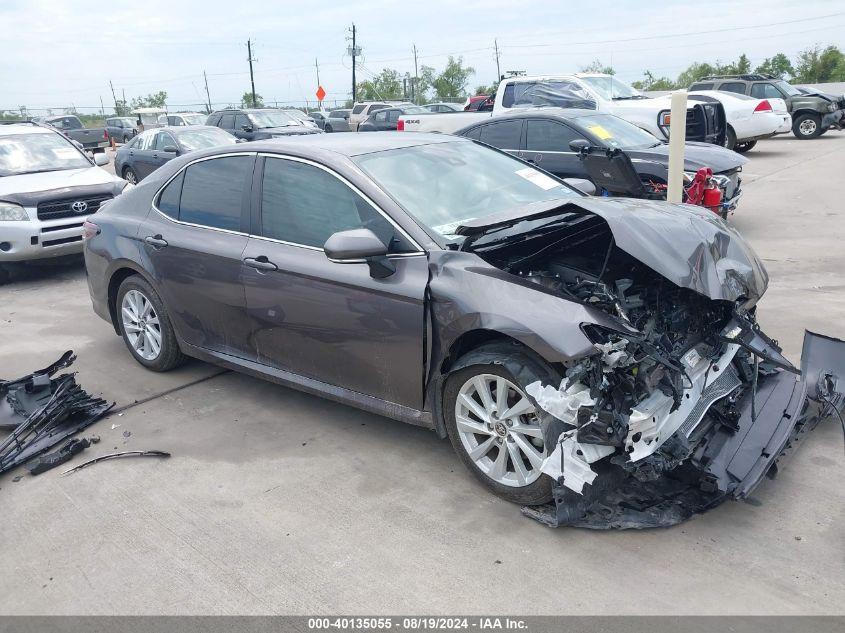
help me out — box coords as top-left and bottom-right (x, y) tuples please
(315, 85), (326, 102)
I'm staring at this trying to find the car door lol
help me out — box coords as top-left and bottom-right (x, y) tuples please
(371, 109), (389, 131)
(150, 130), (178, 173)
(385, 109), (401, 130)
(233, 113), (255, 140)
(240, 154), (429, 409)
(522, 118), (585, 179)
(132, 132), (159, 179)
(477, 119), (524, 158)
(139, 153), (255, 355)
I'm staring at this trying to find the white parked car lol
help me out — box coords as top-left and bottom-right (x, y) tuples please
(0, 121), (128, 283)
(688, 90), (791, 152)
(349, 101), (409, 131)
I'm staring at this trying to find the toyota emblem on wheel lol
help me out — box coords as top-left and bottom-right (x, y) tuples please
(71, 200), (88, 213)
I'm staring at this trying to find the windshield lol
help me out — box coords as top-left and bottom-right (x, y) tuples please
(0, 132), (90, 176)
(577, 114), (660, 149)
(580, 76), (645, 100)
(176, 128), (238, 151)
(775, 80), (801, 97)
(181, 114), (207, 125)
(353, 141), (578, 237)
(402, 106), (429, 114)
(248, 111), (299, 128)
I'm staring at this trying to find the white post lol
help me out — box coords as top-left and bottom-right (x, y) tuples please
(666, 90), (688, 204)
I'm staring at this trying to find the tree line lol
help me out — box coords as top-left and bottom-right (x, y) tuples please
(627, 44), (845, 91)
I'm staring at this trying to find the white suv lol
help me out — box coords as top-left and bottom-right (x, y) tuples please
(0, 122), (127, 283)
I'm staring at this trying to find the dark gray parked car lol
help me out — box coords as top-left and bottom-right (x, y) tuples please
(83, 133), (844, 529)
(207, 108), (321, 140)
(105, 117), (138, 143)
(114, 126), (237, 183)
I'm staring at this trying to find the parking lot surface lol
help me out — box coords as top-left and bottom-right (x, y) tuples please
(1, 135), (844, 615)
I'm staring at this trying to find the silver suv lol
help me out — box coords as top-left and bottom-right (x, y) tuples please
(0, 121), (127, 283)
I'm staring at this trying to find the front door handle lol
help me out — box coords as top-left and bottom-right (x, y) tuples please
(243, 256), (278, 272)
(144, 235), (168, 248)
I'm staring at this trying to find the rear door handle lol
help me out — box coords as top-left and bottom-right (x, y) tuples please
(144, 235), (168, 248)
(243, 256), (278, 272)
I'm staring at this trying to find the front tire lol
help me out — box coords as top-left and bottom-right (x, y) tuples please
(793, 113), (823, 139)
(443, 342), (560, 506)
(116, 276), (185, 372)
(734, 140), (757, 153)
(324, 124), (333, 133)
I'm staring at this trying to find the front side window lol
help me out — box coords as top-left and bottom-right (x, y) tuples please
(751, 83), (784, 100)
(0, 132), (90, 176)
(478, 120), (522, 149)
(260, 158), (410, 251)
(154, 132), (175, 150)
(374, 111), (388, 123)
(351, 104), (366, 114)
(525, 119), (580, 152)
(178, 156), (252, 231)
(774, 80), (801, 96)
(353, 140), (579, 237)
(218, 114), (235, 129)
(234, 114), (251, 130)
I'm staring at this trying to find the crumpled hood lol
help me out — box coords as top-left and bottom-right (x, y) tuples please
(565, 197), (768, 302)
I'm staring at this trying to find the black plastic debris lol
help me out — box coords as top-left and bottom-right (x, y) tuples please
(0, 351), (113, 476)
(61, 450), (170, 475)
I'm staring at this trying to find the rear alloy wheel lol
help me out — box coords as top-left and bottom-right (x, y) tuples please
(733, 140), (757, 153)
(123, 166), (138, 184)
(793, 113), (822, 139)
(117, 277), (184, 371)
(444, 345), (557, 505)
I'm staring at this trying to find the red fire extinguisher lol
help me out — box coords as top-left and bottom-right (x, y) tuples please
(684, 167), (723, 216)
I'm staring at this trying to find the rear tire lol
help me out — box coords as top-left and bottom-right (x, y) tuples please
(793, 113), (823, 139)
(324, 124), (333, 133)
(0, 265), (9, 285)
(733, 140), (757, 153)
(123, 166), (138, 184)
(723, 126), (737, 151)
(116, 276), (185, 372)
(443, 342), (560, 506)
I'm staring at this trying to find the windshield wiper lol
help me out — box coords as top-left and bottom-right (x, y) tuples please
(612, 95), (648, 100)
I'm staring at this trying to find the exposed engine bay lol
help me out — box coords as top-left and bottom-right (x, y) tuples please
(461, 201), (845, 528)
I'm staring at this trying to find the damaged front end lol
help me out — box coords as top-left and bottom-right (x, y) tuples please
(459, 198), (845, 528)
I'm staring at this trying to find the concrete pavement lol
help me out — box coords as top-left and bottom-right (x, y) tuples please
(0, 134), (843, 615)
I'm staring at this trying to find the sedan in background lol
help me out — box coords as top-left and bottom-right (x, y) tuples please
(157, 113), (208, 127)
(105, 117), (138, 143)
(425, 102), (463, 113)
(114, 126), (237, 183)
(323, 109), (351, 132)
(358, 105), (429, 131)
(207, 108), (322, 141)
(456, 108), (747, 214)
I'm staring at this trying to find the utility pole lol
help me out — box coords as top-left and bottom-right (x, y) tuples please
(247, 39), (257, 107)
(315, 58), (321, 87)
(109, 80), (118, 114)
(494, 39), (502, 81)
(122, 89), (127, 114)
(203, 70), (212, 113)
(99, 96), (105, 116)
(347, 23), (359, 103)
(412, 44), (419, 104)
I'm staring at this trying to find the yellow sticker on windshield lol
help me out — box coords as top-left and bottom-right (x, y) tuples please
(587, 125), (613, 140)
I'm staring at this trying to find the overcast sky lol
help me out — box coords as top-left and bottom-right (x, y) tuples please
(2, 0), (844, 113)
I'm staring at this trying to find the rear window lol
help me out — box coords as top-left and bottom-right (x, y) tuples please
(178, 156), (252, 231)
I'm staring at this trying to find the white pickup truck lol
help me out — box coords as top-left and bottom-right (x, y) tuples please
(399, 73), (727, 144)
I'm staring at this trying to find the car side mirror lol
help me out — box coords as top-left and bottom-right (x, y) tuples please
(324, 228), (395, 279)
(93, 153), (109, 166)
(162, 145), (178, 153)
(241, 125), (253, 132)
(569, 139), (591, 153)
(563, 177), (597, 196)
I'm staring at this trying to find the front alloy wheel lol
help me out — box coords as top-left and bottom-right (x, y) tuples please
(454, 373), (546, 488)
(116, 276), (185, 371)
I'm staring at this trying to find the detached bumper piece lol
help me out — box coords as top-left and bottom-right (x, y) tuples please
(523, 331), (845, 529)
(0, 351), (112, 476)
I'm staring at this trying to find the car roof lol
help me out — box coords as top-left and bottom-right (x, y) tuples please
(0, 123), (57, 137)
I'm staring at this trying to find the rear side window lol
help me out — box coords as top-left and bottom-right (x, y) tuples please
(369, 104), (387, 113)
(207, 114), (222, 126)
(178, 156), (252, 231)
(689, 83), (714, 91)
(478, 120), (522, 149)
(386, 110), (400, 122)
(218, 114), (235, 129)
(260, 157), (411, 252)
(462, 126), (482, 140)
(156, 172), (184, 218)
(719, 82), (747, 95)
(751, 83), (783, 99)
(525, 120), (579, 151)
